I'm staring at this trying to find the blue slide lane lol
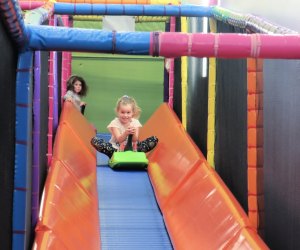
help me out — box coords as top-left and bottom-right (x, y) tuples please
(97, 134), (172, 250)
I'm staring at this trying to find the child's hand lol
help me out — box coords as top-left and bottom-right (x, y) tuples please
(80, 101), (86, 106)
(126, 126), (136, 135)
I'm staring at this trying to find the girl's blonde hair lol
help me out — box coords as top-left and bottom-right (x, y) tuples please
(115, 95), (141, 119)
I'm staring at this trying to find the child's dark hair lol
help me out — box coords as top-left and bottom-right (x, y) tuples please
(66, 75), (88, 96)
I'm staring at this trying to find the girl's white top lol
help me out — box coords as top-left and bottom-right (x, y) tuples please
(107, 117), (142, 149)
(63, 90), (81, 111)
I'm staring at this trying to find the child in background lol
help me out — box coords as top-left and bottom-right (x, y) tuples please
(63, 75), (88, 114)
(91, 95), (158, 158)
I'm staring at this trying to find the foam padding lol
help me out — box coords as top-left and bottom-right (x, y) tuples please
(33, 102), (100, 249)
(59, 100), (96, 156)
(109, 151), (148, 170)
(139, 103), (206, 208)
(139, 103), (269, 250)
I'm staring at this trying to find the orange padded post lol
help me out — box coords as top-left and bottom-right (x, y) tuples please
(247, 58), (265, 237)
(33, 102), (100, 250)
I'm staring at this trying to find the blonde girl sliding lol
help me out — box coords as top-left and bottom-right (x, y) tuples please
(91, 95), (158, 158)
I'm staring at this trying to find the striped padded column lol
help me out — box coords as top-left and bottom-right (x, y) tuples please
(247, 58), (265, 237)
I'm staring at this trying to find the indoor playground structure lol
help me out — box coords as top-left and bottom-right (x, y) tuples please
(1, 0), (300, 249)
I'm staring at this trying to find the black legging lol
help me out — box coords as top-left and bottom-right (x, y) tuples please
(91, 136), (158, 158)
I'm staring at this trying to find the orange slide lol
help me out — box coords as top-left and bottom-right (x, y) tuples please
(33, 102), (269, 249)
(33, 102), (100, 249)
(140, 103), (269, 250)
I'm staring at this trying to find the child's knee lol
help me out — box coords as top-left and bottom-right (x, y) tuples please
(137, 136), (158, 153)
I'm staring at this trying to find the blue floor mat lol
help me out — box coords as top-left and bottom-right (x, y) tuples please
(96, 133), (172, 250)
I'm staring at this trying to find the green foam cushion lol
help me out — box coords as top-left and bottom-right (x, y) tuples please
(108, 151), (149, 170)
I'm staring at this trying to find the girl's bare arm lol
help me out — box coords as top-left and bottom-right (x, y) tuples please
(110, 126), (139, 143)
